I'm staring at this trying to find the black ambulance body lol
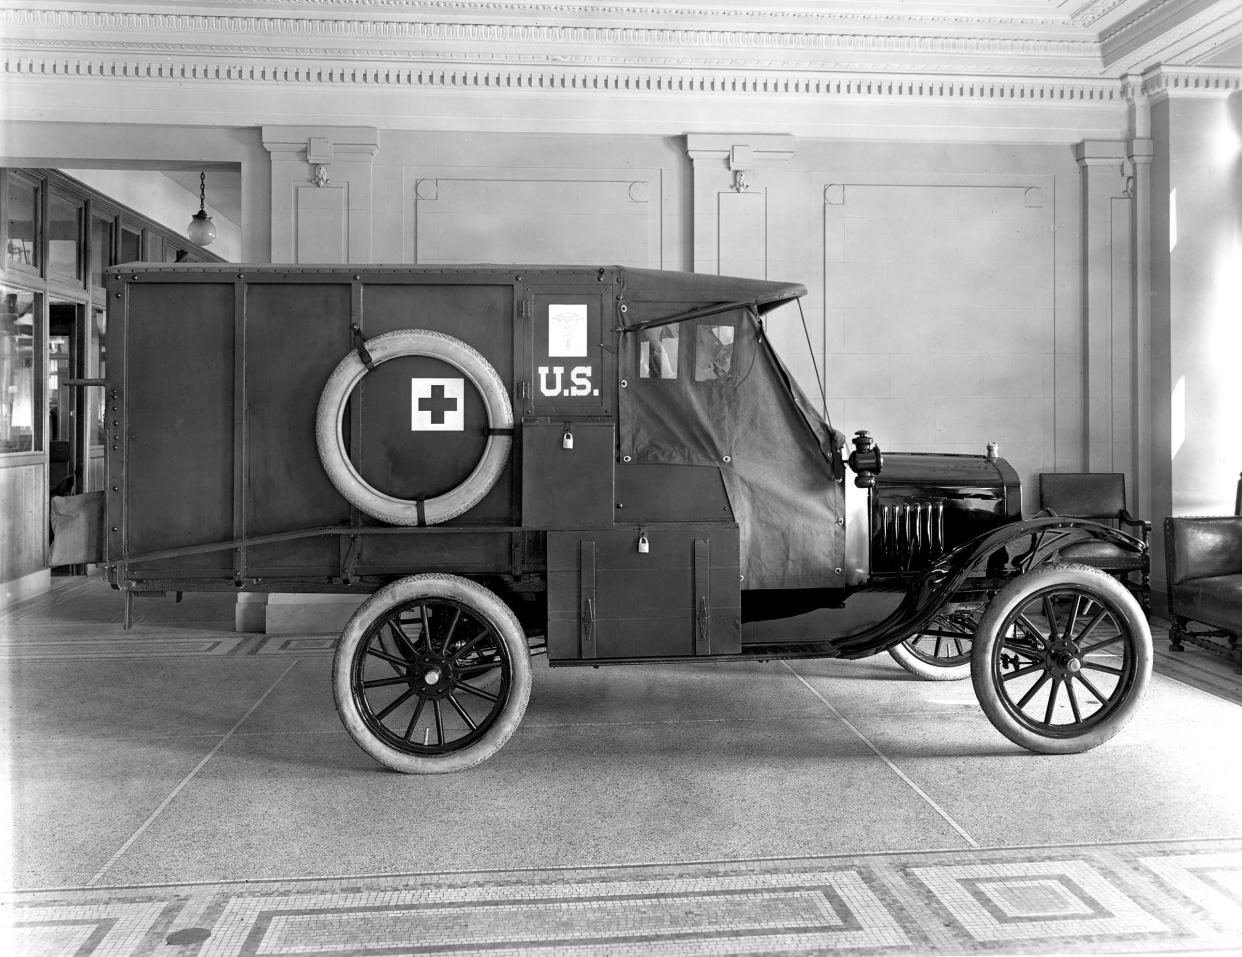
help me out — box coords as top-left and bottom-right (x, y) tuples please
(101, 264), (1152, 771)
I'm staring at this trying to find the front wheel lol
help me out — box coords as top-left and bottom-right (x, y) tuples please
(888, 607), (978, 681)
(333, 574), (532, 773)
(971, 563), (1151, 754)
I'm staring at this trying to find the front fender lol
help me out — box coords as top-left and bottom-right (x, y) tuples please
(831, 517), (1145, 658)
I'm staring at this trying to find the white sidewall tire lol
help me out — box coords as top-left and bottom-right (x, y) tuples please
(333, 574), (531, 774)
(888, 640), (971, 681)
(971, 562), (1151, 755)
(316, 329), (513, 525)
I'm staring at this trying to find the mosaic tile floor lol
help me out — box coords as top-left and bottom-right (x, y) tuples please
(5, 575), (1242, 956)
(9, 840), (1242, 955)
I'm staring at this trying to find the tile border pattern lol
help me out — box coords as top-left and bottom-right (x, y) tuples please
(0, 632), (337, 660)
(6, 839), (1242, 956)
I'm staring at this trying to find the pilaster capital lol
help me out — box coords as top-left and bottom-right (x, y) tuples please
(685, 134), (795, 169)
(1074, 140), (1128, 167)
(1128, 138), (1154, 164)
(261, 126), (381, 162)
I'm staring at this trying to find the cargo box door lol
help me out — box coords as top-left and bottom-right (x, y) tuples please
(546, 524), (741, 661)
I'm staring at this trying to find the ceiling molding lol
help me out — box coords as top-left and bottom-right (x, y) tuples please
(1131, 62), (1242, 98)
(1, 47), (1118, 81)
(1071, 1), (1137, 28)
(1100, 0), (1242, 70)
(1098, 0), (1193, 42)
(0, 9), (1099, 61)
(4, 1), (1242, 91)
(1, 52), (1127, 102)
(50, 0), (1091, 30)
(159, 0), (1183, 34)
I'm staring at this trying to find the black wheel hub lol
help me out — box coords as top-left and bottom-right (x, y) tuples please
(351, 595), (514, 756)
(408, 652), (456, 700)
(1046, 639), (1082, 680)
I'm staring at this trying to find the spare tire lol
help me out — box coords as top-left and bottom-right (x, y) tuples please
(316, 328), (512, 526)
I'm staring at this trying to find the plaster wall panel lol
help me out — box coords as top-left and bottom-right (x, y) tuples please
(826, 356), (892, 402)
(823, 180), (1055, 511)
(407, 173), (658, 266)
(731, 141), (1083, 487)
(717, 191), (767, 280)
(833, 398), (938, 451)
(294, 185), (347, 263)
(365, 130), (687, 269)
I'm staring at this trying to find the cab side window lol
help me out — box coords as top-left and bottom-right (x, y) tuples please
(694, 322), (735, 382)
(639, 325), (680, 379)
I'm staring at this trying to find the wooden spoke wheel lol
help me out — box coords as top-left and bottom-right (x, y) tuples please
(333, 574), (531, 773)
(888, 607), (978, 681)
(971, 563), (1151, 754)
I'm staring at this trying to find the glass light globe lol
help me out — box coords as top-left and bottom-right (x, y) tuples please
(188, 209), (216, 246)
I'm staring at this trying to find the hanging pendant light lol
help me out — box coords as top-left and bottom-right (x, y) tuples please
(187, 171), (216, 247)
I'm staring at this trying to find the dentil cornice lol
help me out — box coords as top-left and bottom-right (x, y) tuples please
(4, 1), (1241, 93)
(1126, 63), (1242, 99)
(1, 51), (1128, 104)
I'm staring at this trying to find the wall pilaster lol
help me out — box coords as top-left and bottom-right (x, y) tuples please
(685, 134), (794, 279)
(1133, 64), (1242, 600)
(1074, 140), (1133, 477)
(261, 126), (380, 263)
(1127, 135), (1154, 528)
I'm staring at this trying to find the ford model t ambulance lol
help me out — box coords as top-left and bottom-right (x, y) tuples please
(102, 264), (1152, 772)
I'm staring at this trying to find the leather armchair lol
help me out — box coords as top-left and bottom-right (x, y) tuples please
(1164, 516), (1242, 668)
(1038, 472), (1152, 615)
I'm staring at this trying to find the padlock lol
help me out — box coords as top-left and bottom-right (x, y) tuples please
(637, 532), (649, 554)
(563, 430), (574, 450)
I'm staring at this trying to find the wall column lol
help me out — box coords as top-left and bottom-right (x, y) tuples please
(685, 134), (794, 279)
(262, 126), (380, 263)
(253, 126), (380, 630)
(1140, 67), (1242, 599)
(1127, 134), (1155, 528)
(1075, 140), (1133, 476)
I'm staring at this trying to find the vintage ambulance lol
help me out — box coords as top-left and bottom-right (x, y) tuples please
(101, 264), (1151, 772)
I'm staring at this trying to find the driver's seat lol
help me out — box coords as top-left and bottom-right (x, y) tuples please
(1038, 472), (1151, 617)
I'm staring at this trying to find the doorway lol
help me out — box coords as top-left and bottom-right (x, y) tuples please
(48, 300), (84, 498)
(47, 297), (105, 574)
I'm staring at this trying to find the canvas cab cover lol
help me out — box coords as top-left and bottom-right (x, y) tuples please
(615, 268), (847, 590)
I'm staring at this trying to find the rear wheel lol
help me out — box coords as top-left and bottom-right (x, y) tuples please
(971, 563), (1150, 754)
(333, 574), (531, 773)
(888, 607), (977, 681)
